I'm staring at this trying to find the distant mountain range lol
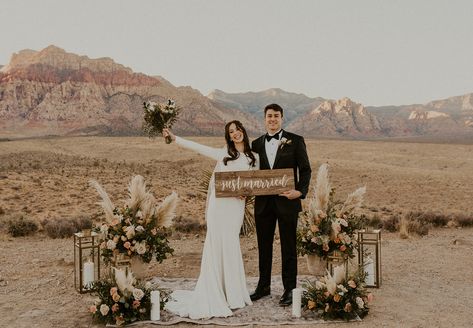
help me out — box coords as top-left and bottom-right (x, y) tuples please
(1, 45), (472, 140)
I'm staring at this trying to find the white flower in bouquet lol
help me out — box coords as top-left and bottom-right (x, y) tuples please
(132, 288), (145, 301)
(100, 224), (109, 235)
(135, 225), (145, 233)
(356, 296), (365, 309)
(106, 239), (117, 250)
(125, 225), (136, 239)
(100, 304), (110, 316)
(135, 240), (147, 255)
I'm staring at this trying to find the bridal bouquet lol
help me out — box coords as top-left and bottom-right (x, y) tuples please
(89, 267), (169, 326)
(90, 175), (177, 264)
(302, 265), (372, 320)
(297, 164), (367, 259)
(143, 99), (181, 143)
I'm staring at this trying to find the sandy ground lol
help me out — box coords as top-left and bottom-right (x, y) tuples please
(1, 136), (473, 328)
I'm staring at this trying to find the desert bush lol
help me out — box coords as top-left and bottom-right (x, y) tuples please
(453, 214), (473, 227)
(172, 216), (204, 234)
(43, 218), (78, 238)
(382, 215), (400, 232)
(406, 211), (449, 227)
(367, 214), (383, 229)
(407, 220), (430, 236)
(73, 216), (93, 231)
(8, 216), (38, 237)
(0, 206), (4, 215)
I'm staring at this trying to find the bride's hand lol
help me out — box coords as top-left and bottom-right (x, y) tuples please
(162, 128), (176, 142)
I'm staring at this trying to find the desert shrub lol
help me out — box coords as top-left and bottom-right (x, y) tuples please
(8, 216), (38, 237)
(73, 216), (93, 231)
(0, 206), (4, 215)
(382, 215), (400, 232)
(43, 218), (78, 238)
(172, 216), (204, 234)
(407, 220), (430, 236)
(406, 211), (449, 227)
(367, 214), (383, 229)
(453, 214), (473, 227)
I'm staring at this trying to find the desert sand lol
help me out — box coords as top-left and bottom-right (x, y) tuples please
(1, 136), (473, 328)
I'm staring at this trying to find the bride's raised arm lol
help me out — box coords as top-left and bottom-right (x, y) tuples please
(163, 128), (223, 161)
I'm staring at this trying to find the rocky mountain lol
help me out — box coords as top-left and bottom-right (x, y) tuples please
(0, 45), (261, 138)
(287, 97), (383, 138)
(208, 88), (325, 123)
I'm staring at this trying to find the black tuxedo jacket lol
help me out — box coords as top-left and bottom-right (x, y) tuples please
(251, 130), (312, 216)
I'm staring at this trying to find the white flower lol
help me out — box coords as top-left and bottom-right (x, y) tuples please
(100, 224), (109, 235)
(136, 225), (145, 233)
(133, 288), (145, 300)
(136, 211), (143, 218)
(135, 241), (147, 255)
(338, 284), (348, 293)
(356, 296), (364, 309)
(100, 304), (110, 316)
(339, 218), (348, 227)
(145, 281), (152, 290)
(125, 225), (136, 239)
(279, 137), (292, 149)
(106, 240), (116, 250)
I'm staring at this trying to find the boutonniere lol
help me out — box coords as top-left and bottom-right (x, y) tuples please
(279, 137), (292, 149)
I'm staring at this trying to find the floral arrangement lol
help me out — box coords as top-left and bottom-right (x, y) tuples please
(302, 265), (373, 321)
(279, 137), (292, 149)
(143, 99), (181, 142)
(89, 267), (169, 326)
(90, 175), (177, 264)
(297, 164), (367, 259)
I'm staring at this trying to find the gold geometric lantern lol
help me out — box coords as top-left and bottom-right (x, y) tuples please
(74, 230), (101, 293)
(357, 229), (382, 288)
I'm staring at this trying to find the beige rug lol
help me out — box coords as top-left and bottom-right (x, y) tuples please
(124, 275), (360, 326)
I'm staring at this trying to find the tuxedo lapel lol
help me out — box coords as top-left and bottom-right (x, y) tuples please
(272, 130), (287, 169)
(259, 136), (271, 169)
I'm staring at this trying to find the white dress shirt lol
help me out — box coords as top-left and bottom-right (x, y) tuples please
(265, 130), (282, 169)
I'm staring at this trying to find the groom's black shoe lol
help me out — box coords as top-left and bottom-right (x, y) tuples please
(250, 286), (270, 301)
(279, 289), (293, 307)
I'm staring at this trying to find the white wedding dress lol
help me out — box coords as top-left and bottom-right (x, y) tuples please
(165, 136), (259, 319)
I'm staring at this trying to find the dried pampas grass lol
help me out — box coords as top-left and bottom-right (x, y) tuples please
(313, 164), (331, 214)
(126, 175), (149, 211)
(399, 216), (409, 239)
(89, 180), (115, 223)
(340, 186), (366, 215)
(155, 191), (178, 228)
(114, 267), (135, 295)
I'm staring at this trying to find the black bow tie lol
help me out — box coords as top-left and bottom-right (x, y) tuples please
(265, 133), (280, 142)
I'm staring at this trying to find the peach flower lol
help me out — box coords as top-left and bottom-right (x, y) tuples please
(89, 305), (97, 313)
(307, 300), (316, 309)
(112, 303), (119, 313)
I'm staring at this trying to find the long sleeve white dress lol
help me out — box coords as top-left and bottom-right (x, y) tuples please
(165, 136), (259, 319)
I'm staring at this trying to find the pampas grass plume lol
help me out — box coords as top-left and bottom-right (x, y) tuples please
(89, 179), (115, 223)
(155, 191), (178, 228)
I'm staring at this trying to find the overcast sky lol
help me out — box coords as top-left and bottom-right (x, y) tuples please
(1, 0), (472, 106)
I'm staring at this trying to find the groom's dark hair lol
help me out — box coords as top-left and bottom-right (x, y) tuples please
(264, 103), (284, 117)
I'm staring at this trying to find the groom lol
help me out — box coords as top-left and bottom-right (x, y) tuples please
(250, 103), (312, 306)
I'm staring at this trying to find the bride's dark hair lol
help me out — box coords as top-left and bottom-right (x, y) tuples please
(223, 120), (256, 167)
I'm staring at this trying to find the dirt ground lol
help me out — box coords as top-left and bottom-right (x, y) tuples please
(1, 136), (472, 328)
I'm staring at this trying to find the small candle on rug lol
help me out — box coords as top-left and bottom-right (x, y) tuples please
(365, 256), (375, 285)
(150, 290), (160, 321)
(292, 288), (302, 318)
(83, 260), (95, 288)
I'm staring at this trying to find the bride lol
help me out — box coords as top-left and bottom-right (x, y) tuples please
(163, 120), (259, 319)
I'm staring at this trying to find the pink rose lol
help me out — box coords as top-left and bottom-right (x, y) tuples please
(112, 293), (121, 302)
(124, 241), (131, 249)
(348, 280), (357, 288)
(151, 228), (157, 236)
(323, 244), (329, 252)
(132, 300), (141, 309)
(89, 305), (97, 313)
(110, 287), (118, 296)
(344, 302), (352, 312)
(112, 303), (119, 313)
(340, 245), (347, 252)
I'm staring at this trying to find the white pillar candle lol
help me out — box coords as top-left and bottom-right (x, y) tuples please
(150, 290), (160, 321)
(292, 288), (302, 318)
(364, 257), (375, 286)
(83, 261), (95, 288)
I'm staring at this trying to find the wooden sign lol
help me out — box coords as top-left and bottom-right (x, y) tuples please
(214, 168), (295, 197)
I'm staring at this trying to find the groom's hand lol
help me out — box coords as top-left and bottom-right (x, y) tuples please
(279, 190), (302, 200)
